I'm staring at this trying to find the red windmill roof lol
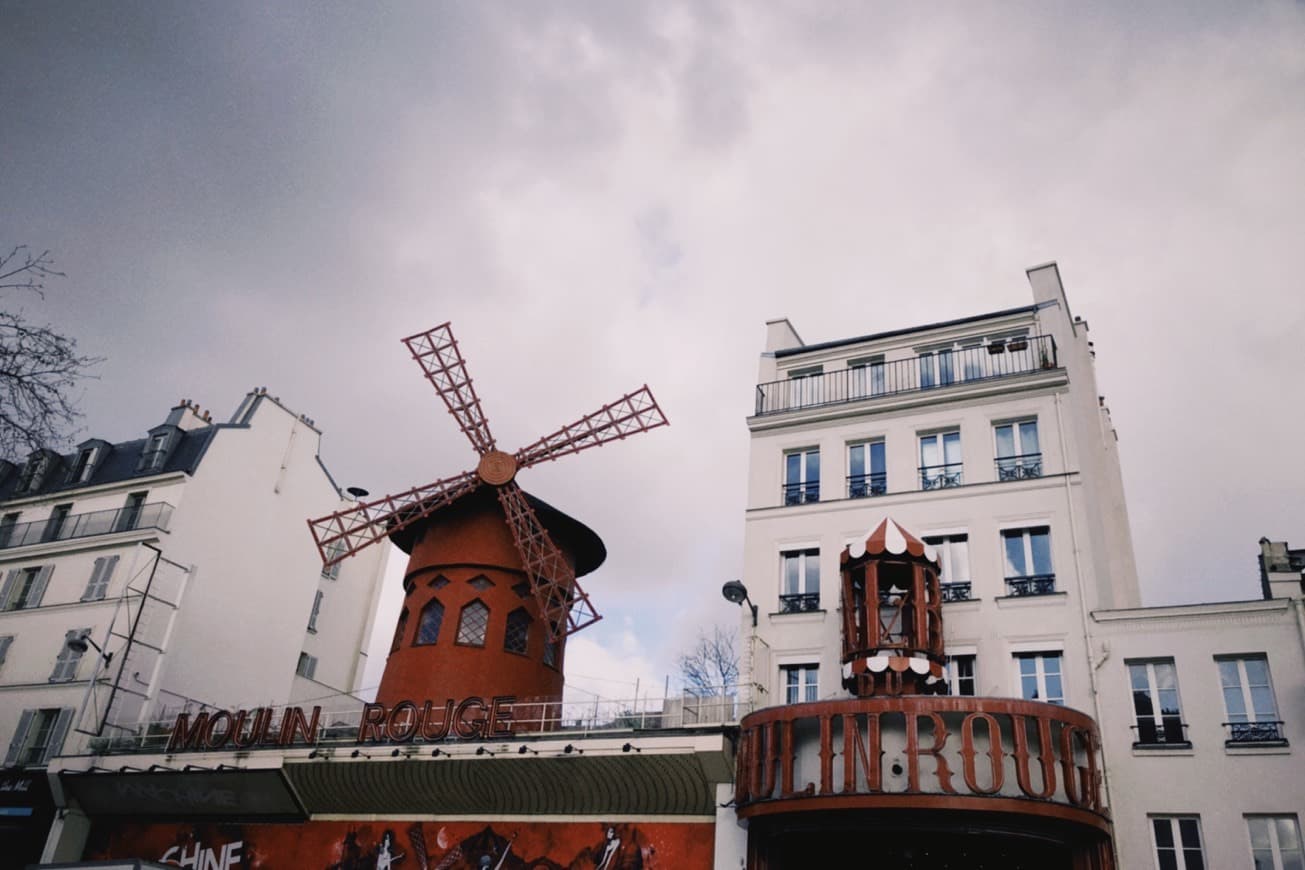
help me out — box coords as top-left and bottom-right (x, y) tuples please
(846, 518), (939, 565)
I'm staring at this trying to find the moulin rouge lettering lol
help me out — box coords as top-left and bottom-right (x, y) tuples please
(735, 704), (1103, 813)
(167, 696), (515, 752)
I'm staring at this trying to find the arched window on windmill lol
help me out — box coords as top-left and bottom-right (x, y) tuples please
(456, 600), (490, 647)
(391, 608), (409, 654)
(504, 608), (531, 655)
(415, 599), (444, 645)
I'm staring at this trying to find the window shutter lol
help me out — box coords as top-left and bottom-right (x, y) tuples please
(82, 558), (106, 601)
(0, 569), (19, 610)
(43, 708), (74, 764)
(28, 565), (53, 608)
(0, 636), (12, 665)
(3, 710), (35, 767)
(50, 630), (80, 682)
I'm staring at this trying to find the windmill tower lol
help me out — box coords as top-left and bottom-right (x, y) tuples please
(308, 324), (667, 710)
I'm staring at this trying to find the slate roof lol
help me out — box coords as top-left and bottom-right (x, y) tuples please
(0, 427), (219, 505)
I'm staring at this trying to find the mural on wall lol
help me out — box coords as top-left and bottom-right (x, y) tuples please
(84, 818), (714, 869)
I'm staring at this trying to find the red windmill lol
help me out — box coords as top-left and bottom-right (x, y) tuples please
(308, 323), (668, 708)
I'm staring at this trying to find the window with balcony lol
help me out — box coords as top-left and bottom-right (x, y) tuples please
(1128, 659), (1188, 747)
(919, 348), (955, 389)
(81, 555), (120, 602)
(0, 513), (18, 548)
(849, 356), (886, 399)
(456, 600), (490, 647)
(1015, 652), (1064, 705)
(50, 629), (90, 682)
(43, 504), (72, 542)
(1150, 816), (1206, 870)
(783, 448), (820, 505)
(847, 441), (886, 498)
(1217, 655), (1285, 745)
(296, 652), (318, 679)
(786, 366), (825, 409)
(1, 565), (52, 611)
(504, 608), (531, 655)
(779, 548), (820, 613)
(307, 590), (323, 633)
(116, 492), (147, 532)
(946, 654), (976, 696)
(782, 664), (818, 704)
(1248, 816), (1303, 870)
(924, 533), (970, 601)
(919, 431), (962, 489)
(415, 599), (444, 645)
(3, 708), (73, 767)
(995, 420), (1042, 480)
(1002, 526), (1055, 596)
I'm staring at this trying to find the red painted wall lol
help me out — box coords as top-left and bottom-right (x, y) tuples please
(375, 496), (570, 714)
(84, 818), (715, 869)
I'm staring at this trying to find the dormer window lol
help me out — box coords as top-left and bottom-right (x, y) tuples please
(16, 450), (57, 494)
(68, 441), (108, 485)
(137, 427), (178, 473)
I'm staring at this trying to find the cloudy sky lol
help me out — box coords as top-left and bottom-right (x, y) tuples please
(3, 2), (1303, 703)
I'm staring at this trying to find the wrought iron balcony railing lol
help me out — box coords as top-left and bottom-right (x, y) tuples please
(940, 582), (972, 602)
(1224, 720), (1287, 746)
(920, 463), (963, 490)
(778, 593), (821, 614)
(1131, 719), (1190, 747)
(1004, 574), (1057, 597)
(782, 482), (820, 506)
(0, 502), (174, 550)
(847, 473), (887, 499)
(996, 453), (1043, 481)
(754, 335), (1059, 416)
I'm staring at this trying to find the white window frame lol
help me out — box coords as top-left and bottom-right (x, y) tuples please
(1247, 815), (1304, 870)
(1149, 815), (1206, 870)
(846, 440), (887, 497)
(993, 418), (1042, 480)
(4, 707), (73, 766)
(1, 565), (53, 611)
(781, 663), (819, 704)
(1128, 658), (1186, 745)
(945, 649), (977, 697)
(848, 356), (886, 398)
(918, 430), (962, 489)
(923, 533), (970, 584)
(779, 548), (820, 599)
(785, 365), (825, 409)
(1013, 651), (1064, 705)
(782, 447), (820, 505)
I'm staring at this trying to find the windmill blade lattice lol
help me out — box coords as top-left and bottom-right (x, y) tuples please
(307, 321), (667, 641)
(402, 324), (496, 455)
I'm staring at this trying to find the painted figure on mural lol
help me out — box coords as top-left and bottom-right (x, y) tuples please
(376, 829), (405, 869)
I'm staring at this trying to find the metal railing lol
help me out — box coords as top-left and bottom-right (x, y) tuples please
(1131, 719), (1190, 747)
(778, 593), (821, 614)
(920, 463), (963, 490)
(755, 335), (1058, 415)
(847, 473), (887, 499)
(82, 689), (750, 757)
(941, 582), (972, 602)
(996, 453), (1043, 481)
(0, 502), (173, 550)
(1004, 574), (1057, 597)
(782, 482), (820, 506)
(1224, 720), (1287, 745)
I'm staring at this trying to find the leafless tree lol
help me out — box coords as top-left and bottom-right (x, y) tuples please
(678, 624), (740, 697)
(0, 246), (102, 458)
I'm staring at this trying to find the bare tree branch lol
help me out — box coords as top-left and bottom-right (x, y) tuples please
(677, 624), (740, 697)
(0, 246), (102, 458)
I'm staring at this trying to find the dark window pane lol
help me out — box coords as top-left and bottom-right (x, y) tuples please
(416, 600), (444, 645)
(504, 609), (530, 655)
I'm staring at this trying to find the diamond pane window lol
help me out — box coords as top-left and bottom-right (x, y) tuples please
(504, 608), (531, 655)
(468, 576), (493, 591)
(457, 600), (490, 646)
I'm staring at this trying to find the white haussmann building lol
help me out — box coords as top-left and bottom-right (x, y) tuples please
(0, 390), (389, 863)
(737, 262), (1304, 869)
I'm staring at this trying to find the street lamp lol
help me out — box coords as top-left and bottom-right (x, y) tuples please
(721, 580), (758, 627)
(67, 632), (112, 665)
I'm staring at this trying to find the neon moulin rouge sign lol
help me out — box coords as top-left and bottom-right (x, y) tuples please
(167, 696), (517, 753)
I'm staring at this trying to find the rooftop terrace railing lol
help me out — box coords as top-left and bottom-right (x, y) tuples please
(0, 502), (173, 550)
(755, 334), (1057, 416)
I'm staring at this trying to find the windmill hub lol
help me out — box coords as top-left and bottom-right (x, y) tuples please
(477, 449), (518, 486)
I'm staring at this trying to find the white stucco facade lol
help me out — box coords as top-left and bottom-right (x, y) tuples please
(738, 262), (1304, 869)
(0, 391), (389, 771)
